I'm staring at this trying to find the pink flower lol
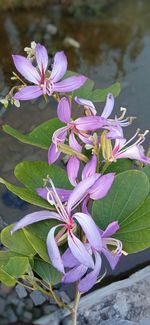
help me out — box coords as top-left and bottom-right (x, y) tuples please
(12, 176), (103, 274)
(12, 44), (87, 101)
(48, 97), (108, 164)
(62, 221), (122, 293)
(110, 129), (150, 164)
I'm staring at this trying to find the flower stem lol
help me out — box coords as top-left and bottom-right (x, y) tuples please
(71, 285), (81, 325)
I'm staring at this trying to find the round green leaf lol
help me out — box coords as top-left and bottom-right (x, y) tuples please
(115, 196), (150, 253)
(14, 161), (72, 191)
(1, 225), (36, 256)
(4, 256), (30, 278)
(34, 259), (62, 285)
(92, 170), (150, 254)
(3, 118), (64, 150)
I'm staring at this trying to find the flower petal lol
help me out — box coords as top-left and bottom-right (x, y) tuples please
(53, 76), (87, 93)
(116, 144), (150, 164)
(57, 97), (71, 123)
(35, 43), (48, 74)
(67, 174), (100, 213)
(75, 97), (97, 115)
(50, 51), (67, 83)
(67, 156), (80, 186)
(13, 86), (43, 101)
(12, 55), (40, 84)
(48, 126), (68, 164)
(89, 173), (115, 200)
(11, 211), (61, 233)
(69, 131), (82, 152)
(62, 264), (87, 283)
(81, 197), (90, 215)
(68, 232), (94, 268)
(101, 93), (114, 118)
(47, 226), (65, 273)
(73, 212), (102, 250)
(75, 116), (107, 131)
(78, 251), (102, 293)
(62, 248), (80, 268)
(37, 187), (72, 203)
(102, 247), (120, 270)
(82, 154), (97, 180)
(48, 143), (61, 165)
(102, 221), (119, 238)
(52, 126), (68, 145)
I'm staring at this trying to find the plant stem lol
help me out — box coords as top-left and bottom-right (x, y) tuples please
(49, 285), (71, 310)
(71, 285), (81, 325)
(101, 161), (111, 174)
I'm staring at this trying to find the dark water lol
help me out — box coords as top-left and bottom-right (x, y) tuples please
(0, 0), (150, 279)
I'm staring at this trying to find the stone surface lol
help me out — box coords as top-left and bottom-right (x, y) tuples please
(100, 321), (138, 325)
(140, 320), (150, 325)
(15, 284), (28, 298)
(30, 291), (46, 306)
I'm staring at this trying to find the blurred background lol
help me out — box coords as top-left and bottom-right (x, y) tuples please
(0, 0), (150, 322)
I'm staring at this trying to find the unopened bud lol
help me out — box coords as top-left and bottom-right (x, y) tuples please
(101, 130), (112, 161)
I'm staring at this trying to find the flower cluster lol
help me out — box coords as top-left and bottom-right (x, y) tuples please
(9, 43), (150, 293)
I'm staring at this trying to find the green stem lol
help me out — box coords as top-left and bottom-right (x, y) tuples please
(71, 285), (81, 325)
(101, 161), (111, 174)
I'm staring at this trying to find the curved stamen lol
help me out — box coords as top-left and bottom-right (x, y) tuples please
(103, 237), (123, 255)
(46, 179), (70, 223)
(118, 129), (149, 155)
(118, 107), (127, 121)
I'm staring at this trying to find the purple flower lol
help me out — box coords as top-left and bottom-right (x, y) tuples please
(48, 97), (108, 164)
(110, 129), (150, 164)
(67, 154), (115, 212)
(62, 221), (122, 293)
(75, 96), (97, 115)
(12, 44), (87, 101)
(11, 176), (103, 274)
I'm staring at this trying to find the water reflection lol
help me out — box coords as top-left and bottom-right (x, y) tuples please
(0, 0), (150, 276)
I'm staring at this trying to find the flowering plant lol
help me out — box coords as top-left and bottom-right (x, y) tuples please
(1, 43), (150, 324)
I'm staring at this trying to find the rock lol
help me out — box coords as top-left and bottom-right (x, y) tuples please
(62, 316), (72, 325)
(0, 297), (5, 313)
(34, 312), (60, 325)
(63, 37), (80, 48)
(46, 24), (57, 35)
(22, 311), (33, 321)
(30, 291), (46, 306)
(140, 320), (150, 325)
(100, 321), (138, 325)
(57, 290), (71, 304)
(43, 304), (58, 314)
(15, 284), (28, 298)
(0, 216), (7, 230)
(6, 306), (18, 322)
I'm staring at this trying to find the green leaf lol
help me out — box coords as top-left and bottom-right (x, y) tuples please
(0, 268), (16, 286)
(23, 229), (51, 263)
(143, 165), (150, 185)
(3, 118), (64, 150)
(0, 251), (20, 267)
(1, 225), (36, 256)
(92, 170), (149, 229)
(104, 159), (133, 174)
(92, 170), (150, 253)
(4, 256), (30, 278)
(34, 259), (62, 285)
(115, 196), (150, 253)
(73, 79), (94, 99)
(92, 82), (121, 102)
(0, 178), (52, 210)
(28, 220), (59, 240)
(14, 161), (72, 191)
